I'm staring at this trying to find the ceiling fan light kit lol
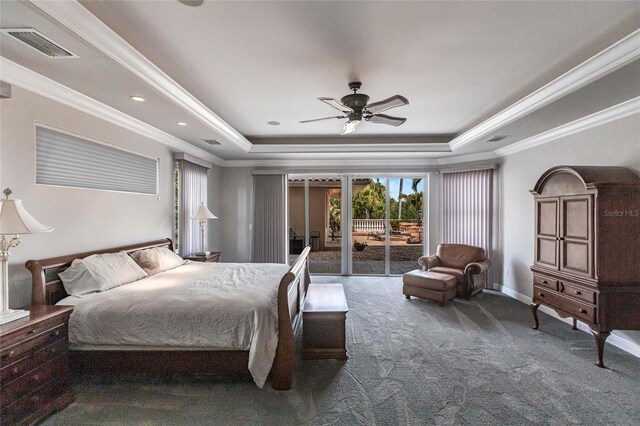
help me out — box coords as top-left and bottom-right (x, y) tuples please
(301, 82), (409, 135)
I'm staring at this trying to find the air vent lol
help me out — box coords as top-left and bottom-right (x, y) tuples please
(203, 139), (221, 146)
(1, 28), (78, 58)
(484, 135), (510, 143)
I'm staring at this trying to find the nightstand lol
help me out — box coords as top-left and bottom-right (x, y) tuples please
(0, 305), (74, 425)
(185, 252), (221, 263)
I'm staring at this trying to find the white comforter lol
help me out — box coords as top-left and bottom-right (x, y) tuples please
(57, 261), (291, 388)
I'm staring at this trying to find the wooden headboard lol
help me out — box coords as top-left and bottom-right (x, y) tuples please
(25, 239), (173, 306)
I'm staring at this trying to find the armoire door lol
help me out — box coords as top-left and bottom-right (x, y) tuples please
(559, 195), (593, 277)
(535, 197), (559, 269)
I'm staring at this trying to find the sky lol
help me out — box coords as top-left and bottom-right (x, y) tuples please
(386, 177), (424, 199)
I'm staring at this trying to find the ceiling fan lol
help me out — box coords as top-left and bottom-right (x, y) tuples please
(300, 82), (409, 135)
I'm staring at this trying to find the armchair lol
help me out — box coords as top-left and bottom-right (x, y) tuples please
(418, 244), (491, 299)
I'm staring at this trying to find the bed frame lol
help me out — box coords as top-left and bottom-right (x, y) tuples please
(25, 239), (311, 391)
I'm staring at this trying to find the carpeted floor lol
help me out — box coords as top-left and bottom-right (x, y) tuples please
(43, 276), (640, 425)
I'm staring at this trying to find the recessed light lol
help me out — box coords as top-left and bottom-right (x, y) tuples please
(177, 122), (187, 126)
(130, 95), (145, 102)
(268, 121), (281, 126)
(178, 0), (204, 6)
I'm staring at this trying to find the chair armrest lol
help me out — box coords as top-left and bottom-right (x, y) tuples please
(418, 255), (441, 271)
(465, 259), (491, 275)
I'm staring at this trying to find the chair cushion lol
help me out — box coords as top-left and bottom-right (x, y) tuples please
(429, 267), (465, 286)
(436, 244), (486, 270)
(402, 270), (456, 291)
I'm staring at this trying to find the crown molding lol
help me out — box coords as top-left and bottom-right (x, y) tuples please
(495, 97), (640, 157)
(249, 142), (451, 154)
(224, 150), (498, 168)
(29, 0), (252, 153)
(1, 57), (224, 166)
(449, 28), (640, 151)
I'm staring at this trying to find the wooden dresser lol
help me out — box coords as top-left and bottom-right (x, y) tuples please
(0, 305), (74, 425)
(530, 166), (640, 367)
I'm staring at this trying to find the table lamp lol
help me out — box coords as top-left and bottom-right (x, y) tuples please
(0, 188), (53, 324)
(191, 202), (217, 256)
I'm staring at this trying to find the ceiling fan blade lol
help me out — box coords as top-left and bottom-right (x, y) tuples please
(319, 97), (354, 113)
(299, 116), (345, 123)
(341, 120), (361, 135)
(366, 95), (409, 114)
(367, 113), (406, 127)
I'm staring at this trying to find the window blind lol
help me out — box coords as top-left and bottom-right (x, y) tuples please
(35, 125), (158, 195)
(252, 174), (287, 263)
(442, 169), (494, 283)
(177, 159), (209, 256)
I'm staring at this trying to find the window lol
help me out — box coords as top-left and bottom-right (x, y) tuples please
(35, 124), (158, 195)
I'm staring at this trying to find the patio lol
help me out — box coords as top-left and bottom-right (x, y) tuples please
(290, 244), (424, 275)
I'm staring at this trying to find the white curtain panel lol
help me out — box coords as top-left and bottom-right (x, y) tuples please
(442, 169), (494, 281)
(252, 174), (287, 263)
(178, 160), (208, 256)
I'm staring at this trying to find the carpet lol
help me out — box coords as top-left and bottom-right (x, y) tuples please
(43, 276), (640, 425)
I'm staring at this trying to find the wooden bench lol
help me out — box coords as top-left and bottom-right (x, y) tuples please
(302, 283), (349, 360)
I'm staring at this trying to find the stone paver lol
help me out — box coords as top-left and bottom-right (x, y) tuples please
(290, 245), (423, 275)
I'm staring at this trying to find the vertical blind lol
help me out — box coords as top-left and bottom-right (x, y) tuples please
(178, 160), (209, 256)
(442, 169), (493, 280)
(35, 125), (158, 195)
(252, 174), (287, 263)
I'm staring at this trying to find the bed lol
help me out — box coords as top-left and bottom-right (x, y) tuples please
(25, 239), (311, 390)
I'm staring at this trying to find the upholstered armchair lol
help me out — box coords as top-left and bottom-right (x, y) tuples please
(418, 244), (491, 299)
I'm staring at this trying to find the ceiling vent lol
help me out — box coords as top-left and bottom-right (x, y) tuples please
(1, 28), (78, 58)
(484, 135), (510, 143)
(203, 139), (221, 146)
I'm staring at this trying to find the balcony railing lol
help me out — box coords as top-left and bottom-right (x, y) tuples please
(352, 218), (420, 232)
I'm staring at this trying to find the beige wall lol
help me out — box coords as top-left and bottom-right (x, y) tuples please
(497, 113), (640, 348)
(0, 86), (178, 308)
(288, 185), (338, 250)
(288, 186), (304, 238)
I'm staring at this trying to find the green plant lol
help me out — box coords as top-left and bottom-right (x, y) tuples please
(329, 197), (341, 231)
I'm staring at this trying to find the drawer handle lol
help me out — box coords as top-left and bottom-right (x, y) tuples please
(575, 290), (582, 295)
(32, 374), (41, 382)
(27, 329), (36, 335)
(579, 308), (587, 314)
(542, 280), (548, 284)
(539, 293), (545, 298)
(12, 366), (19, 374)
(5, 350), (15, 359)
(52, 330), (61, 337)
(32, 395), (41, 403)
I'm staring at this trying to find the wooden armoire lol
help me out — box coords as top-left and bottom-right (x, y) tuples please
(530, 166), (640, 368)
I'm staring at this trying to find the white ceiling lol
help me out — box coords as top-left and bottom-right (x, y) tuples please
(1, 0), (639, 164)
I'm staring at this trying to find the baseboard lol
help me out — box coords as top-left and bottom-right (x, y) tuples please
(493, 283), (640, 359)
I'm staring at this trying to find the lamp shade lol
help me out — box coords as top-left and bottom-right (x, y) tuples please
(191, 204), (218, 220)
(0, 197), (53, 235)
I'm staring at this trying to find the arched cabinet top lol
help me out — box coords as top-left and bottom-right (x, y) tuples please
(531, 166), (640, 196)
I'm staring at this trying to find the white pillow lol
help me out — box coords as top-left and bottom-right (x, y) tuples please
(59, 251), (148, 296)
(130, 246), (185, 276)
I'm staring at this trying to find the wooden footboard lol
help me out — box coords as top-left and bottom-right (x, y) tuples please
(25, 239), (311, 390)
(272, 245), (311, 390)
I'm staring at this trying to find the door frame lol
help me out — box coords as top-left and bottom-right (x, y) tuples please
(289, 173), (429, 276)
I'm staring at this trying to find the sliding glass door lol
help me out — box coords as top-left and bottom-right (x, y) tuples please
(289, 174), (427, 276)
(351, 177), (387, 275)
(389, 177), (425, 275)
(288, 177), (342, 274)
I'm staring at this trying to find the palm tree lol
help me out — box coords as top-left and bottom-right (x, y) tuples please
(411, 178), (422, 192)
(352, 181), (385, 219)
